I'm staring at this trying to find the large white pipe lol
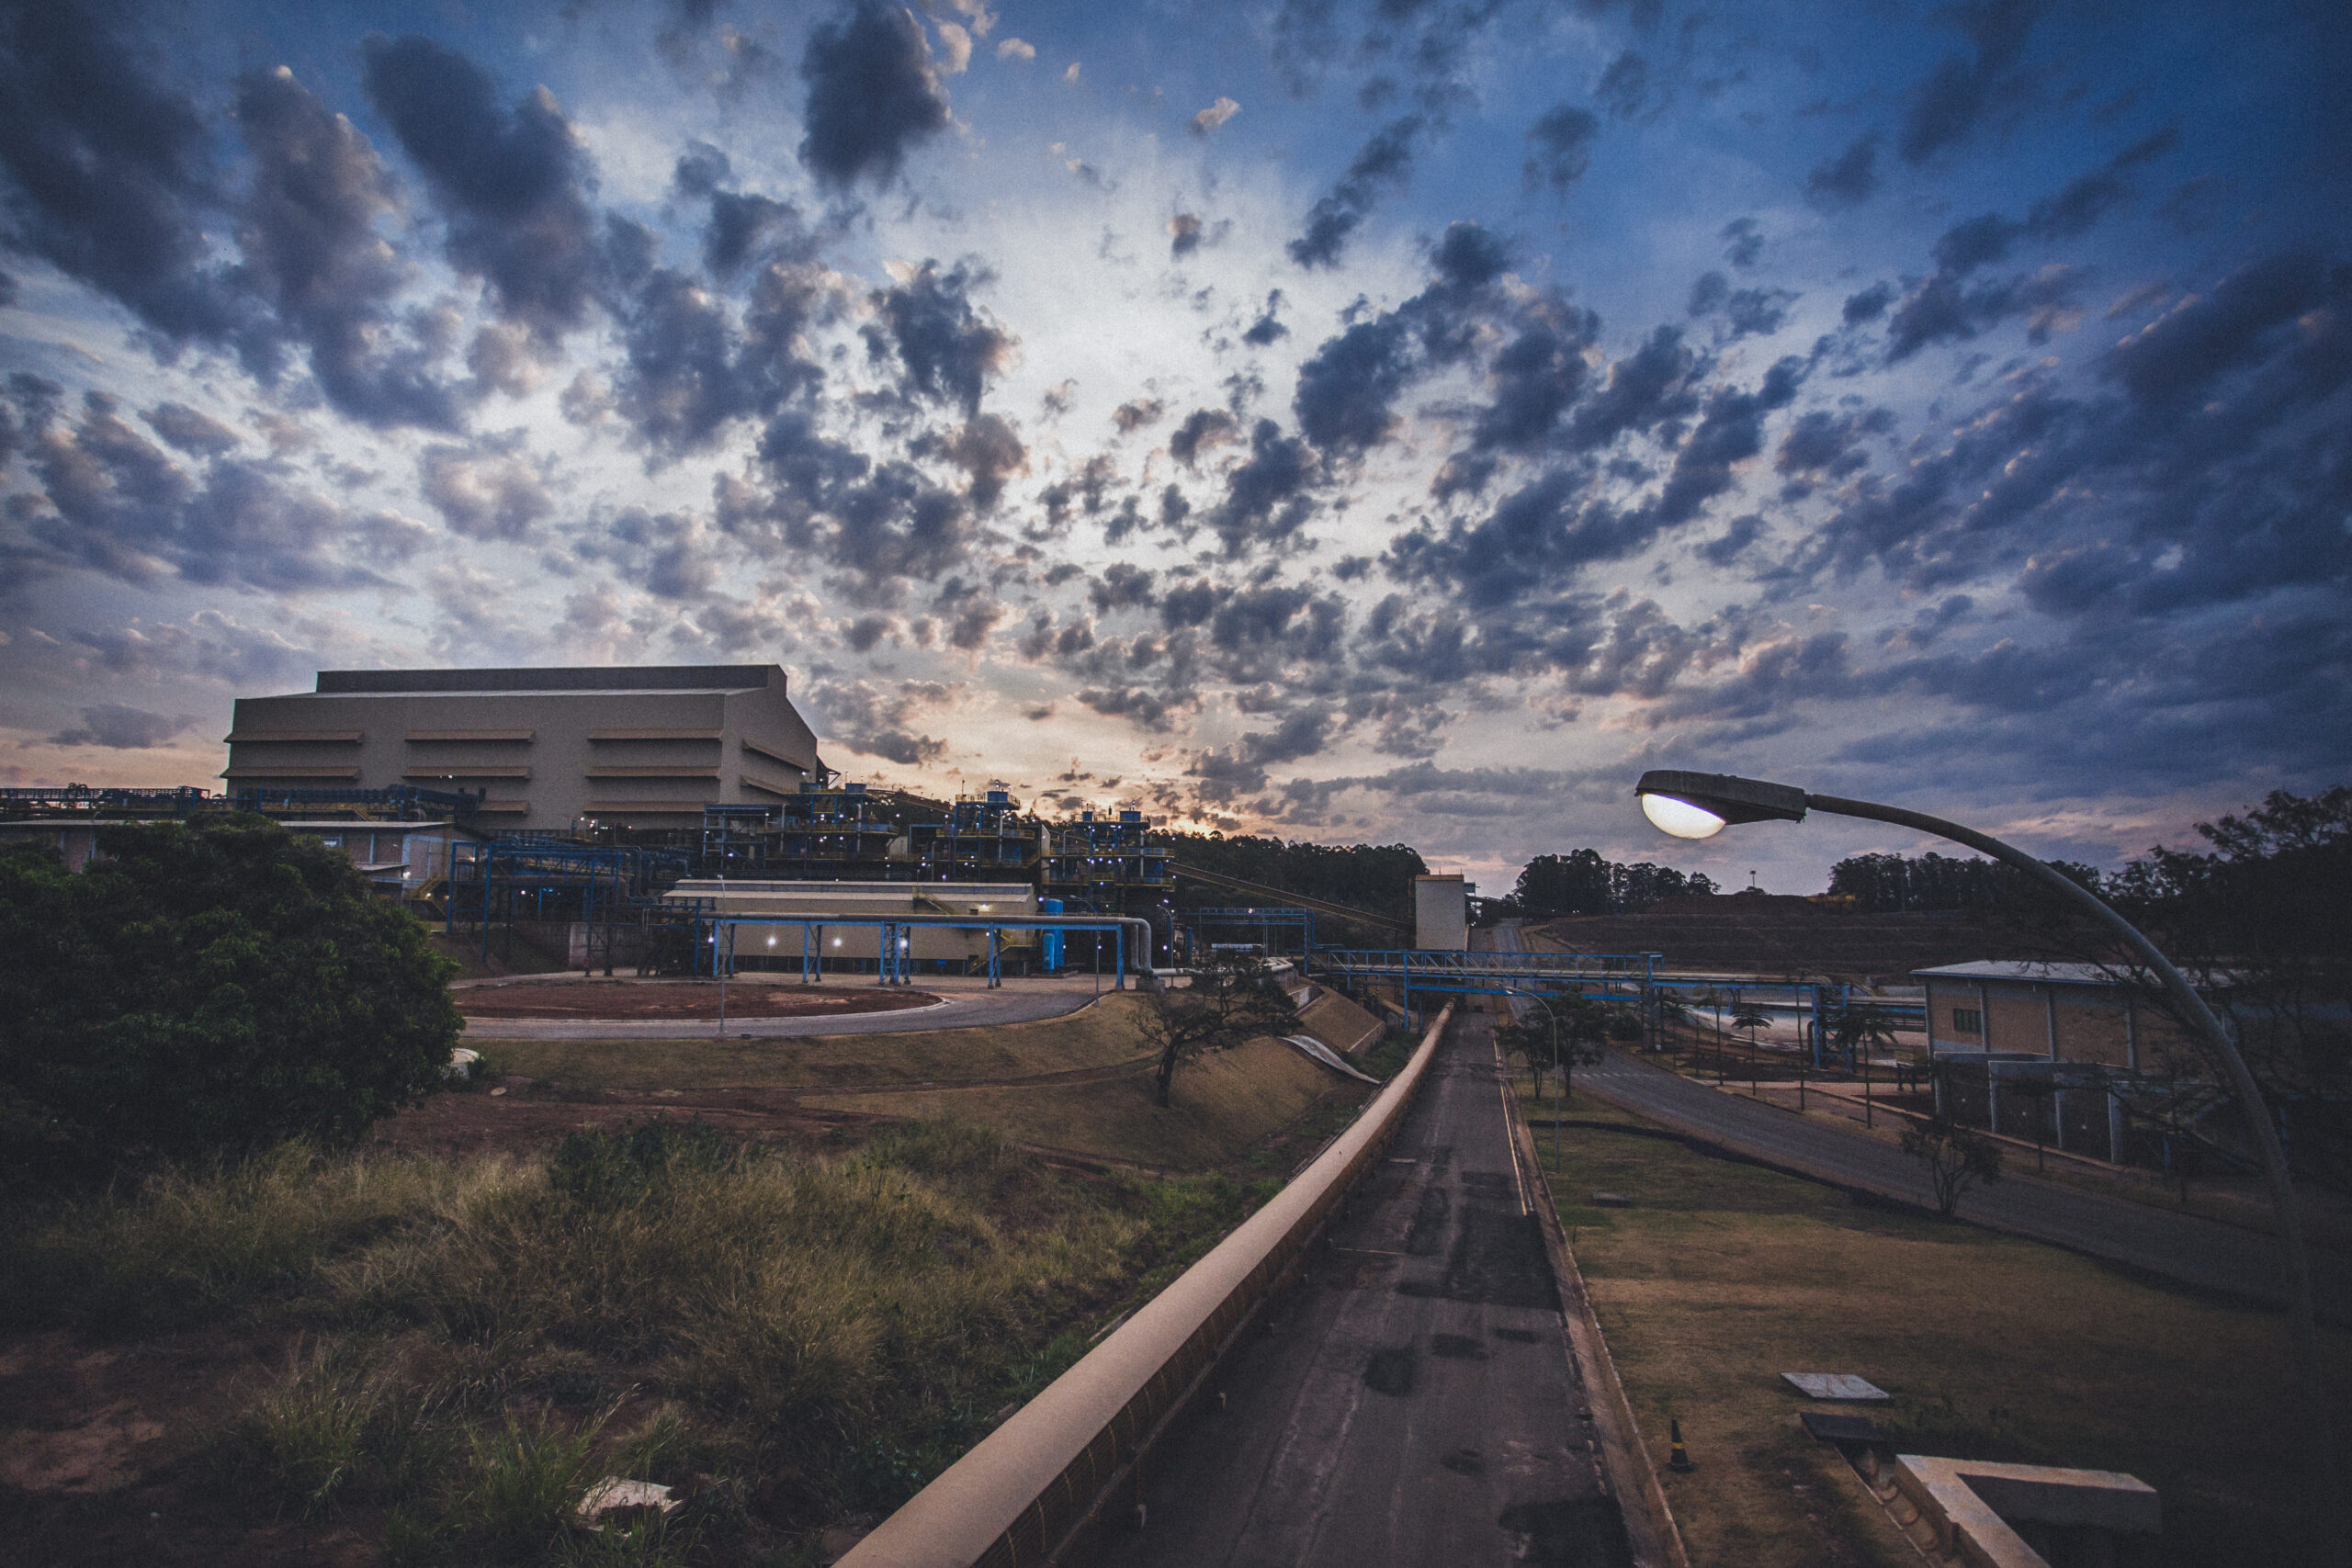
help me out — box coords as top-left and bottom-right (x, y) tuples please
(836, 1003), (1454, 1568)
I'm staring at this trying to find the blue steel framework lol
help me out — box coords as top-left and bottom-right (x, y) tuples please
(1186, 907), (1317, 956)
(687, 914), (1141, 989)
(447, 838), (695, 961)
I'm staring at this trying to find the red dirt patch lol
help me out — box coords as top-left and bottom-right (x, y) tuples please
(0, 1325), (384, 1567)
(454, 979), (939, 1021)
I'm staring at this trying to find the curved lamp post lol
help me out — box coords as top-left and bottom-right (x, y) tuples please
(1635, 769), (2337, 1540)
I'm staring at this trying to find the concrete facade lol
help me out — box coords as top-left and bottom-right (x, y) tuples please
(1914, 959), (2199, 1071)
(1413, 874), (1468, 952)
(223, 665), (824, 833)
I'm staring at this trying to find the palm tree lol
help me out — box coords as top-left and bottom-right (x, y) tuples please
(1831, 1000), (1901, 1126)
(1731, 995), (1772, 1092)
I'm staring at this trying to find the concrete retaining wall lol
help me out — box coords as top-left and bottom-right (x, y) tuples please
(837, 1004), (1458, 1568)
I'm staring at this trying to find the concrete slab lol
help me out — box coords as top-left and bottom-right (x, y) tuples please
(1781, 1372), (1890, 1401)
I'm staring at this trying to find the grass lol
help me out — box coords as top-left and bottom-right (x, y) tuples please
(484, 992), (1154, 1092)
(799, 1032), (1372, 1169)
(1531, 1089), (2352, 1568)
(3, 1117), (1278, 1563)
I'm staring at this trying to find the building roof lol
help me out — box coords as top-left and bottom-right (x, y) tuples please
(1913, 960), (2130, 986)
(309, 665), (780, 695)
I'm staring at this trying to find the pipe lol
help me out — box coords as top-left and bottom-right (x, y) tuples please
(838, 1004), (1456, 1568)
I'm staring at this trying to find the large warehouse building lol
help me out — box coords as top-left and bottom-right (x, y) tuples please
(221, 665), (826, 834)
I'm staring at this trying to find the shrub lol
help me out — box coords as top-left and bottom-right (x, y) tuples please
(0, 815), (461, 1184)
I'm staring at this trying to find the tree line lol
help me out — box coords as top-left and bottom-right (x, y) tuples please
(1501, 848), (1720, 917)
(1166, 831), (1429, 919)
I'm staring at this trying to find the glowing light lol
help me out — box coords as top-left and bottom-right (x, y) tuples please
(1641, 792), (1728, 840)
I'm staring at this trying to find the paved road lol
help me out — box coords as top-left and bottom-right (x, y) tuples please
(1110, 1013), (1636, 1568)
(1494, 921), (2351, 1319)
(454, 974), (1115, 1040)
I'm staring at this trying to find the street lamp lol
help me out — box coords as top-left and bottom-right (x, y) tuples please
(1634, 769), (2337, 1536)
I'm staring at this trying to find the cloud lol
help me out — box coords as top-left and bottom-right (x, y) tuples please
(1522, 104), (1600, 191)
(1805, 132), (1880, 209)
(864, 258), (1014, 416)
(1192, 96), (1240, 135)
(419, 434), (552, 541)
(610, 257), (831, 460)
(7, 389), (385, 592)
(934, 20), (973, 73)
(1208, 419), (1320, 552)
(944, 412), (1025, 508)
(995, 37), (1035, 62)
(50, 703), (193, 750)
(235, 65), (459, 430)
(797, 0), (954, 192)
(1720, 217), (1763, 270)
(361, 34), (605, 344)
(0, 6), (259, 349)
(142, 401), (242, 456)
(1897, 0), (2041, 164)
(1594, 51), (1661, 123)
(1287, 115), (1426, 269)
(813, 675), (952, 765)
(1169, 406), (1241, 467)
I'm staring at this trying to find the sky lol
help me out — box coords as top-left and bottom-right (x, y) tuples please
(1, 0), (2347, 897)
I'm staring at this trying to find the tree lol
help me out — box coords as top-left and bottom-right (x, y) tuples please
(1831, 1000), (1902, 1125)
(1498, 995), (1609, 1102)
(1137, 956), (1299, 1108)
(1510, 851), (1719, 918)
(1901, 1107), (2006, 1217)
(0, 815), (462, 1184)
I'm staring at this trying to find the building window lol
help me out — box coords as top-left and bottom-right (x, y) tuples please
(1953, 1006), (1984, 1035)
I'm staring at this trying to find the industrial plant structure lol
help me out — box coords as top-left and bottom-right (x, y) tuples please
(7, 663), (1180, 976)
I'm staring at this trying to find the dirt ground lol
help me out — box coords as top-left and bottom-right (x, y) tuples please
(454, 977), (940, 1021)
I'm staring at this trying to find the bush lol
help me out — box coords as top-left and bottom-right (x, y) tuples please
(0, 814), (461, 1183)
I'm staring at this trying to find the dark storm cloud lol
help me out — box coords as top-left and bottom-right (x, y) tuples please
(235, 66), (460, 430)
(1287, 115), (1426, 268)
(1720, 218), (1763, 270)
(1467, 303), (1604, 457)
(1169, 406), (1241, 467)
(1687, 273), (1797, 340)
(362, 35), (605, 343)
(1805, 133), (1880, 209)
(1090, 562), (1157, 613)
(1386, 344), (1794, 607)
(1774, 406), (1888, 479)
(1207, 419), (1321, 552)
(50, 703), (192, 750)
(1293, 221), (1514, 457)
(864, 260), (1013, 417)
(574, 508), (718, 600)
(1594, 51), (1660, 123)
(610, 254), (832, 460)
(1897, 0), (2041, 164)
(1807, 247), (2352, 616)
(944, 413), (1025, 509)
(1842, 282), (1896, 325)
(1242, 291), (1290, 346)
(797, 0), (953, 193)
(673, 142), (808, 278)
(812, 675), (949, 765)
(10, 391), (388, 592)
(142, 401), (242, 456)
(1521, 104), (1600, 191)
(0, 5), (260, 350)
(819, 461), (977, 596)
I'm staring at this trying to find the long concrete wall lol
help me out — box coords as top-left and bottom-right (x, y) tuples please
(838, 1004), (1457, 1568)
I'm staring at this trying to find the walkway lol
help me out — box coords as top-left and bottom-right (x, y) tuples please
(1109, 1013), (1638, 1568)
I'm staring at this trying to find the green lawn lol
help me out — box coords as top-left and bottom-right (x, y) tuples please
(1532, 1089), (2352, 1568)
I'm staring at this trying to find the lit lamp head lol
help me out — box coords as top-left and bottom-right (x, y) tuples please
(1634, 770), (1810, 840)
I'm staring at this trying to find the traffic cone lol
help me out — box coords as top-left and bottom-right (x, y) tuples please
(1668, 1418), (1695, 1472)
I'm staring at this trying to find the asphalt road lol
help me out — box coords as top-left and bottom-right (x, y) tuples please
(452, 974), (1115, 1040)
(1109, 1013), (1635, 1568)
(1494, 921), (2352, 1319)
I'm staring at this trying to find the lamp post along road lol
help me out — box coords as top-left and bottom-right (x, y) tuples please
(1635, 770), (2340, 1556)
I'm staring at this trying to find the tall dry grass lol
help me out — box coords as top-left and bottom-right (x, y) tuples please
(4, 1116), (1265, 1561)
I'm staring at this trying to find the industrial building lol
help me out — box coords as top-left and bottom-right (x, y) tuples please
(222, 665), (825, 834)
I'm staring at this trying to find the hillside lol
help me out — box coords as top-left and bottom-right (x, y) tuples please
(1527, 893), (2030, 981)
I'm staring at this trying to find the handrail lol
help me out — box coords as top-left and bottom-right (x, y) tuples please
(838, 1003), (1457, 1568)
